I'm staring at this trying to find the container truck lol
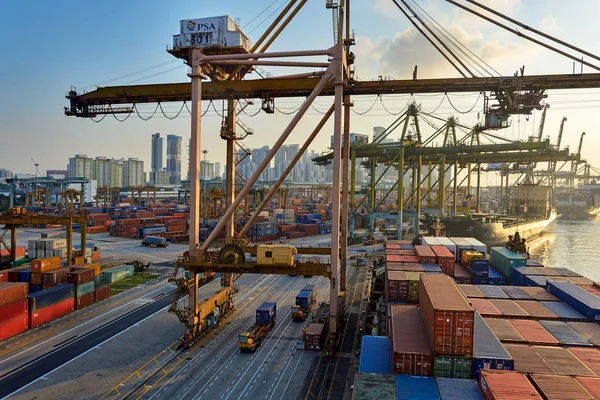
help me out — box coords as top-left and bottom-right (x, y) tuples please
(238, 302), (276, 353)
(292, 285), (317, 321)
(141, 236), (168, 248)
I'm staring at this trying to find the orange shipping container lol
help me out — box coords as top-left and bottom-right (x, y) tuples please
(71, 263), (101, 276)
(31, 257), (61, 273)
(478, 370), (542, 400)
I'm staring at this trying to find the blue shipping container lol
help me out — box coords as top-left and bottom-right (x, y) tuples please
(477, 285), (509, 299)
(471, 260), (490, 274)
(422, 264), (443, 273)
(472, 312), (514, 378)
(539, 320), (593, 347)
(256, 302), (276, 325)
(296, 291), (312, 309)
(395, 375), (440, 400)
(487, 267), (506, 286)
(499, 286), (533, 300)
(547, 281), (600, 321)
(18, 269), (32, 283)
(436, 378), (484, 400)
(359, 336), (392, 374)
(29, 283), (75, 312)
(400, 244), (414, 250)
(29, 284), (42, 293)
(541, 301), (588, 321)
(523, 275), (547, 287)
(471, 276), (488, 285)
(510, 266), (539, 286)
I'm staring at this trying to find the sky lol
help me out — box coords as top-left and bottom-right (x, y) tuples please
(1, 0), (600, 179)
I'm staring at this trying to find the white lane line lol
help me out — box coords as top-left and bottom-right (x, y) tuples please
(1, 305), (169, 400)
(0, 283), (174, 365)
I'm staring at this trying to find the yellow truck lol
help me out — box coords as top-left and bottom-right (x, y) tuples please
(291, 284), (317, 322)
(238, 302), (276, 353)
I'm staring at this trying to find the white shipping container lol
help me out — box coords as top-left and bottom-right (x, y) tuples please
(224, 31), (251, 49)
(464, 237), (487, 256)
(46, 239), (67, 250)
(436, 236), (458, 257)
(421, 236), (442, 246)
(175, 15), (251, 51)
(449, 237), (475, 261)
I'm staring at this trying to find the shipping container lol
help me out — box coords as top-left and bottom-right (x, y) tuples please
(459, 284), (485, 298)
(547, 280), (600, 321)
(352, 373), (396, 400)
(67, 269), (94, 285)
(570, 347), (600, 375)
(478, 370), (542, 400)
(523, 275), (548, 287)
(568, 322), (600, 347)
(0, 282), (28, 306)
(550, 267), (582, 277)
(433, 356), (472, 379)
(30, 257), (61, 273)
(540, 301), (588, 322)
(509, 266), (540, 287)
(529, 375), (595, 400)
(520, 287), (559, 302)
(472, 312), (514, 378)
(0, 313), (28, 342)
(477, 286), (510, 299)
(359, 336), (392, 374)
(75, 292), (94, 310)
(488, 267), (506, 286)
(29, 297), (74, 328)
(484, 318), (526, 344)
(28, 283), (75, 312)
(534, 345), (595, 376)
(503, 344), (554, 374)
(538, 320), (593, 347)
(414, 245), (437, 265)
(100, 264), (135, 283)
(509, 320), (558, 346)
(0, 271), (6, 282)
(304, 323), (324, 351)
(499, 286), (532, 301)
(94, 285), (111, 302)
(42, 268), (70, 285)
(387, 271), (409, 302)
(489, 300), (528, 318)
(436, 378), (483, 400)
(453, 263), (470, 284)
(422, 264), (443, 273)
(389, 305), (433, 376)
(513, 301), (558, 320)
(71, 263), (101, 276)
(431, 246), (455, 276)
(469, 299), (502, 317)
(0, 298), (28, 322)
(75, 281), (95, 298)
(489, 248), (526, 278)
(394, 375), (440, 400)
(448, 237), (475, 262)
(419, 275), (474, 356)
(577, 377), (600, 399)
(256, 302), (276, 325)
(407, 272), (424, 303)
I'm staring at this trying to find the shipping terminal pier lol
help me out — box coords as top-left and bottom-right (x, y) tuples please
(4, 1), (600, 400)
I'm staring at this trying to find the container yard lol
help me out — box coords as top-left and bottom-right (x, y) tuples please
(3, 1), (600, 400)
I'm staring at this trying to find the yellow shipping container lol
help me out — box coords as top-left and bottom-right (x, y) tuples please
(256, 245), (297, 267)
(70, 263), (101, 276)
(31, 256), (61, 273)
(31, 272), (42, 285)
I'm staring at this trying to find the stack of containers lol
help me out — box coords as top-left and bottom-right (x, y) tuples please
(489, 248), (526, 280)
(453, 263), (471, 284)
(304, 323), (325, 351)
(478, 370), (542, 400)
(431, 245), (455, 276)
(29, 284), (75, 328)
(0, 282), (29, 341)
(30, 257), (61, 293)
(547, 281), (600, 321)
(389, 305), (433, 375)
(71, 263), (101, 286)
(101, 264), (135, 284)
(487, 266), (506, 286)
(420, 274), (474, 379)
(414, 245), (437, 265)
(68, 268), (95, 310)
(42, 268), (70, 289)
(470, 260), (490, 285)
(386, 271), (409, 303)
(94, 285), (112, 303)
(472, 312), (514, 378)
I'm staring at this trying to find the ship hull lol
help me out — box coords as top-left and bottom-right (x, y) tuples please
(423, 213), (557, 247)
(556, 205), (600, 220)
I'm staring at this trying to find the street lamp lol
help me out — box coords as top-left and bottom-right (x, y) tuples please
(202, 150), (208, 227)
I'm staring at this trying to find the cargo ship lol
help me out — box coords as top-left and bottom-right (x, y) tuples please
(422, 183), (557, 246)
(555, 190), (600, 220)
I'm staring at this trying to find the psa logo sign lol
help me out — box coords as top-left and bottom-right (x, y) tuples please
(186, 20), (217, 32)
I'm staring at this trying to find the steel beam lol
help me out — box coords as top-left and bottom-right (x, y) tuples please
(397, 147), (405, 240)
(185, 262), (331, 278)
(340, 96), (351, 291)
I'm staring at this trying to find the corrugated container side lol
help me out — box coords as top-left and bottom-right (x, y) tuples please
(389, 305), (433, 376)
(489, 248), (526, 278)
(529, 374), (594, 400)
(0, 298), (28, 322)
(0, 282), (28, 306)
(503, 344), (554, 374)
(304, 323), (324, 351)
(541, 301), (588, 321)
(94, 285), (112, 302)
(75, 292), (95, 310)
(67, 269), (94, 285)
(42, 268), (70, 285)
(539, 320), (593, 347)
(568, 322), (600, 346)
(0, 313), (29, 342)
(534, 345), (595, 376)
(436, 378), (483, 400)
(577, 377), (600, 399)
(420, 275), (474, 356)
(394, 375), (440, 400)
(509, 320), (558, 345)
(472, 312), (513, 378)
(28, 283), (75, 312)
(75, 281), (95, 297)
(484, 318), (526, 343)
(478, 370), (542, 400)
(570, 347), (600, 375)
(29, 297), (74, 328)
(359, 336), (392, 374)
(547, 280), (600, 321)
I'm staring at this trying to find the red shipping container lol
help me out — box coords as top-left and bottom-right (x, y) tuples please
(0, 313), (28, 342)
(399, 250), (416, 256)
(94, 286), (111, 302)
(529, 374), (594, 400)
(509, 320), (559, 346)
(399, 255), (419, 263)
(0, 247), (26, 257)
(389, 305), (433, 376)
(478, 370), (542, 400)
(419, 274), (474, 356)
(6, 266), (31, 282)
(453, 263), (470, 283)
(577, 377), (600, 399)
(386, 254), (402, 263)
(0, 282), (28, 306)
(75, 292), (95, 310)
(386, 244), (401, 250)
(403, 263), (424, 272)
(385, 248), (400, 256)
(305, 323), (325, 351)
(29, 297), (74, 328)
(386, 262), (404, 271)
(387, 271), (409, 302)
(0, 298), (28, 322)
(0, 271), (6, 282)
(470, 299), (502, 317)
(67, 269), (94, 285)
(431, 245), (455, 276)
(414, 245), (437, 264)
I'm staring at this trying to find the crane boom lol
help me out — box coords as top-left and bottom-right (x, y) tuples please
(556, 117), (567, 149)
(536, 104), (550, 141)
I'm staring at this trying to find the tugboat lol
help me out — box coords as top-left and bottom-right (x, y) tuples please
(506, 231), (529, 258)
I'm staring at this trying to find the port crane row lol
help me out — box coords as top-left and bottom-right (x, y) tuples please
(61, 0), (600, 347)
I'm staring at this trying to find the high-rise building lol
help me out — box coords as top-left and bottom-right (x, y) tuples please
(123, 158), (145, 187)
(46, 170), (67, 179)
(200, 161), (215, 180)
(150, 133), (164, 185)
(373, 126), (386, 142)
(93, 157), (111, 186)
(166, 134), (182, 184)
(68, 154), (93, 179)
(214, 162), (221, 180)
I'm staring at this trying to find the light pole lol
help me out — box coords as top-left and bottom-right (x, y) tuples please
(202, 150), (208, 227)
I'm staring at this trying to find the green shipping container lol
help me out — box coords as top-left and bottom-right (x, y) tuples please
(76, 281), (95, 297)
(101, 264), (135, 284)
(434, 356), (472, 379)
(490, 247), (526, 278)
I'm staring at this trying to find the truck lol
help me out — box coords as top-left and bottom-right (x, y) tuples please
(141, 236), (168, 248)
(292, 285), (317, 321)
(238, 302), (276, 353)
